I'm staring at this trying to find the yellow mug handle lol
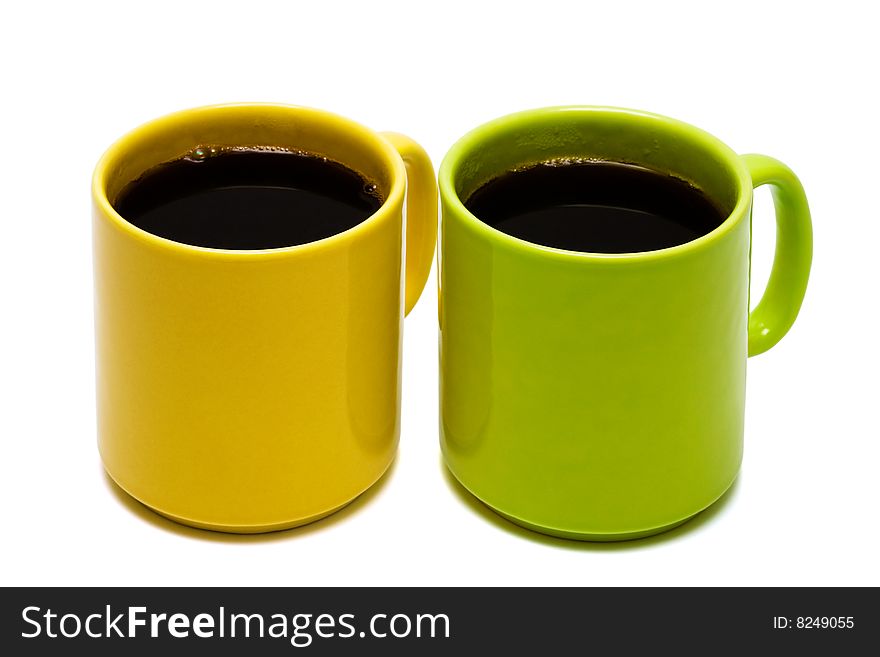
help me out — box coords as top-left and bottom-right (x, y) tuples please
(381, 132), (438, 316)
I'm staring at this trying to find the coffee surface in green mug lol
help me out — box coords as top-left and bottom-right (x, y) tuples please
(464, 159), (726, 254)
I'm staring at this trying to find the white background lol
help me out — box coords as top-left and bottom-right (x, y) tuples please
(1, 0), (877, 587)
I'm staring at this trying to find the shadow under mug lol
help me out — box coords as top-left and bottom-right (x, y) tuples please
(438, 106), (812, 541)
(92, 104), (437, 532)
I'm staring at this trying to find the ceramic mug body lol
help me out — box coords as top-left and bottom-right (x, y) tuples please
(438, 107), (811, 540)
(93, 104), (436, 532)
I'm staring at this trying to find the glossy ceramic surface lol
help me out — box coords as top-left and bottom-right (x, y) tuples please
(93, 104), (437, 532)
(438, 107), (812, 540)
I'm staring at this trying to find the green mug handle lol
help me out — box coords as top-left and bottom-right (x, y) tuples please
(741, 154), (813, 357)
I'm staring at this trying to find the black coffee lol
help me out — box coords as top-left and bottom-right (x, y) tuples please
(114, 147), (383, 249)
(464, 160), (726, 253)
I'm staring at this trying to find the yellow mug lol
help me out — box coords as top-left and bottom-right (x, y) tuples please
(92, 104), (437, 532)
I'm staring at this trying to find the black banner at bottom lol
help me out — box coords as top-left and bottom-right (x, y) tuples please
(1, 587), (875, 654)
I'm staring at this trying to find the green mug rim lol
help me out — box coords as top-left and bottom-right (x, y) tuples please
(438, 105), (753, 263)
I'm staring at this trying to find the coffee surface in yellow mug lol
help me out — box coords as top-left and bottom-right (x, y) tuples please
(93, 104), (437, 532)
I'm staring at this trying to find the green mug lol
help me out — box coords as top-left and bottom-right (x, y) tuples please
(438, 106), (812, 541)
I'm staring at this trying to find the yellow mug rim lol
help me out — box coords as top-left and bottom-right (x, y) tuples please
(92, 103), (406, 261)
